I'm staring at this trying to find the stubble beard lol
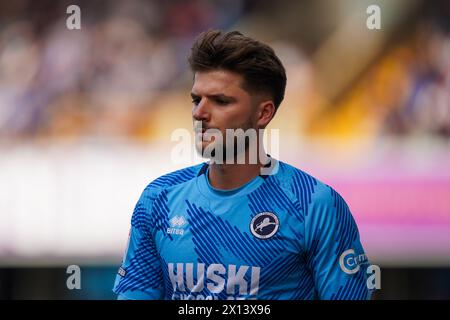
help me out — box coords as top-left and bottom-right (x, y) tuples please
(195, 119), (258, 164)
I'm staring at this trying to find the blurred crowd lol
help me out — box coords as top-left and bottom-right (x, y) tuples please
(0, 0), (448, 141)
(381, 23), (450, 137)
(0, 0), (244, 140)
(309, 19), (450, 139)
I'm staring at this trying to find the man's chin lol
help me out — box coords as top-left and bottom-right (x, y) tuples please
(195, 138), (255, 162)
(195, 141), (214, 158)
(196, 141), (229, 161)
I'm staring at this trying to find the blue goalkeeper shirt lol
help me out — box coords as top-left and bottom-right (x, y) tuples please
(113, 158), (372, 300)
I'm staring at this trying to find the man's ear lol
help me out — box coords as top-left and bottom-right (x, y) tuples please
(256, 100), (276, 129)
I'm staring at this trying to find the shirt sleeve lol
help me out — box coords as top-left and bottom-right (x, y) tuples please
(112, 185), (165, 300)
(304, 183), (373, 300)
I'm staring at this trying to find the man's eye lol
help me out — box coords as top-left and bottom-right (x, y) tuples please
(192, 99), (200, 105)
(216, 99), (229, 105)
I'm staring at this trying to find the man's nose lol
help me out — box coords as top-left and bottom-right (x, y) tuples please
(192, 98), (210, 122)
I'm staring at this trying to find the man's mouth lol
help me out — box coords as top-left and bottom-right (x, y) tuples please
(195, 124), (215, 134)
(194, 122), (205, 134)
(195, 128), (206, 135)
(195, 127), (219, 143)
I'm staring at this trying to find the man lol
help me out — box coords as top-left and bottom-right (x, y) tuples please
(113, 30), (372, 300)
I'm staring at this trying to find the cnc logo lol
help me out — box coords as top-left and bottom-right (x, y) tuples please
(339, 249), (368, 275)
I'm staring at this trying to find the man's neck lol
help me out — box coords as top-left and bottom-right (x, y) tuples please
(207, 153), (270, 190)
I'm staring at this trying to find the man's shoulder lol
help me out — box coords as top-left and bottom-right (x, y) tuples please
(275, 160), (337, 206)
(141, 162), (207, 198)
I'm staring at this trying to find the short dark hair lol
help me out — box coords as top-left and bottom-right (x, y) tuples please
(188, 29), (287, 110)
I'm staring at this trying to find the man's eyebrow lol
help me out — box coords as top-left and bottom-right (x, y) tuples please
(190, 92), (200, 99)
(190, 92), (236, 100)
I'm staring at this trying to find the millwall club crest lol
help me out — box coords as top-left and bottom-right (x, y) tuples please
(250, 212), (279, 239)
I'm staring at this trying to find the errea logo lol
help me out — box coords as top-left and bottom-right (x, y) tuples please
(170, 216), (187, 228)
(168, 216), (187, 235)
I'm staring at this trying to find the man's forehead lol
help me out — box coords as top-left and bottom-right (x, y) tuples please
(191, 70), (244, 95)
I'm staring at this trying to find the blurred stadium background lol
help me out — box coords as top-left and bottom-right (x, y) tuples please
(0, 0), (449, 299)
